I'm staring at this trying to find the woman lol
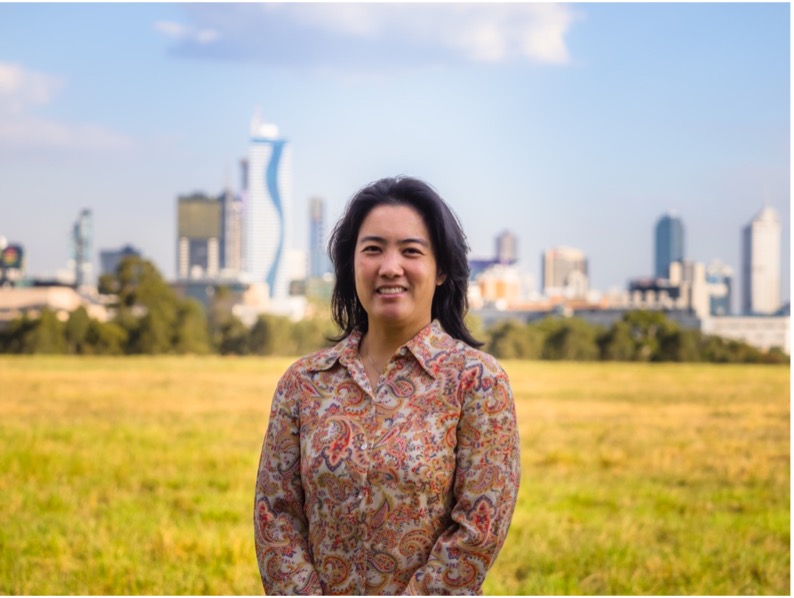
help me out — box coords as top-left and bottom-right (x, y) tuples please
(254, 177), (520, 595)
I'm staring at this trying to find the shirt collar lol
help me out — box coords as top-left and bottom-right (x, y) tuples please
(403, 320), (457, 378)
(304, 320), (456, 379)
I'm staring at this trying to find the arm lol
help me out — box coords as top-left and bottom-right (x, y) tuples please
(404, 362), (521, 595)
(254, 367), (323, 595)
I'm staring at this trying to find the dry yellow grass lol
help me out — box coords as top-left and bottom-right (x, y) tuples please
(494, 360), (789, 595)
(0, 356), (788, 594)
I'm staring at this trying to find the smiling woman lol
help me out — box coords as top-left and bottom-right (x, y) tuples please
(353, 204), (445, 386)
(253, 176), (521, 595)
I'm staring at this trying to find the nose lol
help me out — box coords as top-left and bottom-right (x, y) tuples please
(378, 249), (404, 278)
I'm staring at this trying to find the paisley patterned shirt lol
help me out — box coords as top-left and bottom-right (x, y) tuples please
(254, 320), (520, 595)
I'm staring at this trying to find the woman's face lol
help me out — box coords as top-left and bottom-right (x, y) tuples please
(354, 204), (445, 336)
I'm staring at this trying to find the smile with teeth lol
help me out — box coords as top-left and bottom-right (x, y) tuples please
(377, 286), (407, 295)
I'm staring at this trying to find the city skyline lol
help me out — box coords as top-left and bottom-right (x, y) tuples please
(0, 3), (789, 301)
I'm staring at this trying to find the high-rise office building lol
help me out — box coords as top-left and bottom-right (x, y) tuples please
(309, 196), (332, 278)
(495, 230), (518, 265)
(669, 259), (708, 318)
(741, 206), (781, 314)
(220, 187), (243, 276)
(245, 114), (292, 300)
(655, 212), (685, 278)
(542, 246), (588, 297)
(705, 260), (733, 316)
(237, 159), (250, 273)
(100, 244), (141, 276)
(177, 193), (222, 280)
(70, 209), (93, 287)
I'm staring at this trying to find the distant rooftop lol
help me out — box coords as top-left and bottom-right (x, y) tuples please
(753, 205), (780, 223)
(250, 111), (280, 138)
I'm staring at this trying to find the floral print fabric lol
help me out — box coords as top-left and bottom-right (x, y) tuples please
(254, 320), (521, 595)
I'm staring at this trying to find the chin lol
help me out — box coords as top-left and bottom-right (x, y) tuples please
(370, 311), (406, 324)
(369, 307), (410, 323)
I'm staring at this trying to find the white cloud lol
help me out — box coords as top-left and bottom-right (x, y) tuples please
(173, 3), (580, 68)
(194, 28), (221, 44)
(281, 3), (578, 64)
(282, 4), (385, 38)
(518, 4), (577, 65)
(0, 62), (65, 113)
(0, 62), (132, 152)
(154, 20), (221, 45)
(154, 20), (188, 39)
(0, 116), (132, 151)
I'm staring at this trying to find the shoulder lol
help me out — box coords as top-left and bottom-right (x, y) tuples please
(269, 343), (345, 412)
(440, 335), (506, 376)
(462, 341), (505, 374)
(278, 341), (344, 385)
(294, 343), (343, 373)
(429, 328), (509, 387)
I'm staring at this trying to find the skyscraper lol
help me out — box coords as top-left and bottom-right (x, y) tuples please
(220, 187), (243, 276)
(654, 212), (685, 278)
(741, 206), (781, 314)
(100, 244), (141, 276)
(542, 246), (588, 297)
(309, 196), (331, 278)
(177, 193), (221, 280)
(245, 114), (292, 300)
(705, 260), (733, 316)
(70, 209), (93, 287)
(669, 259), (708, 318)
(495, 230), (517, 265)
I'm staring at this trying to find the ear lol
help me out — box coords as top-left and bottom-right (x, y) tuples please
(436, 273), (447, 287)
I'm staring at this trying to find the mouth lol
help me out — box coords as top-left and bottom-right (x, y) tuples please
(376, 286), (407, 295)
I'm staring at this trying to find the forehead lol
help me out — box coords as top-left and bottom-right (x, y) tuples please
(357, 204), (430, 241)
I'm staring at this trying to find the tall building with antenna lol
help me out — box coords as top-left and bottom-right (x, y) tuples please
(245, 112), (292, 300)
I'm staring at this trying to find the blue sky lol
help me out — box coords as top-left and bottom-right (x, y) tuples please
(0, 2), (789, 304)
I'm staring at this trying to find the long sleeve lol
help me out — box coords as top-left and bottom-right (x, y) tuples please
(404, 363), (521, 595)
(254, 367), (323, 595)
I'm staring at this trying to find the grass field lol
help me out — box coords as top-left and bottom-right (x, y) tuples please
(0, 356), (789, 595)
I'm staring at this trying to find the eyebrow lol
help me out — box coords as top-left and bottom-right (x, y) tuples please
(358, 235), (430, 247)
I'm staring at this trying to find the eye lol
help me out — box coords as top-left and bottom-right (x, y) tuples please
(403, 246), (423, 256)
(361, 244), (381, 253)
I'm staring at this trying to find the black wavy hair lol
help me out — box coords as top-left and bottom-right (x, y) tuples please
(327, 176), (481, 348)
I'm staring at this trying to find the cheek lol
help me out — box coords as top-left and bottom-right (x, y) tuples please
(353, 259), (370, 295)
(421, 269), (440, 298)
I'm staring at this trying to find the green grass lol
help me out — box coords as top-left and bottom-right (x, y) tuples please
(0, 357), (788, 594)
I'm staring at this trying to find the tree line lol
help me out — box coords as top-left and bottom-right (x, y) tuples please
(0, 257), (787, 364)
(0, 257), (335, 357)
(481, 311), (788, 364)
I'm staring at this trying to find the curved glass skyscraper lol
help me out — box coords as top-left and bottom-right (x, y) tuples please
(245, 116), (292, 301)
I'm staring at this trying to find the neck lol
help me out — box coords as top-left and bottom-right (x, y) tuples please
(363, 320), (430, 362)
